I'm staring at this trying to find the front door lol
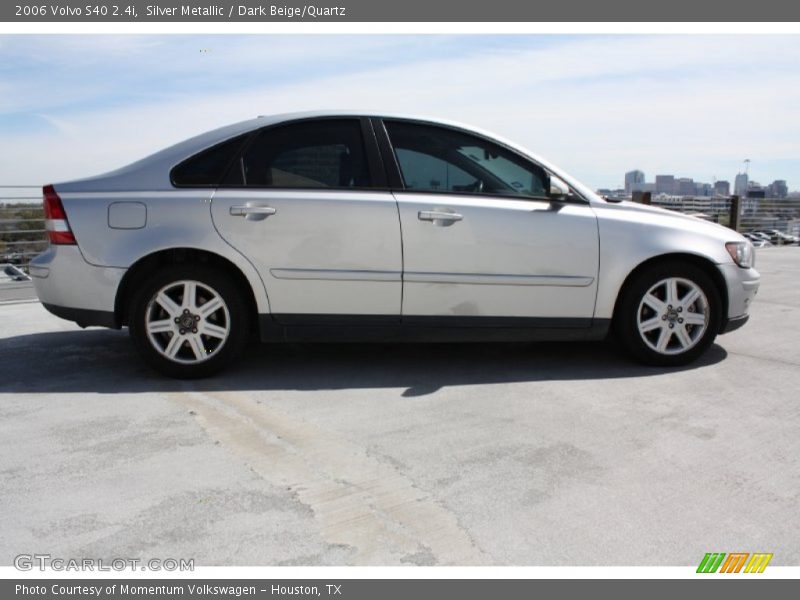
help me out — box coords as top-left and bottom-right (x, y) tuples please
(381, 119), (600, 324)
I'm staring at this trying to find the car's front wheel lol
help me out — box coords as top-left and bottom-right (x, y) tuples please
(129, 265), (249, 378)
(616, 261), (722, 366)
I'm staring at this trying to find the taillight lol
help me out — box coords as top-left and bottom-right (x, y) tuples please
(43, 184), (76, 245)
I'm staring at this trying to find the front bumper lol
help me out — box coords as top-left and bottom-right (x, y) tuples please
(720, 313), (749, 334)
(718, 263), (759, 334)
(30, 245), (124, 328)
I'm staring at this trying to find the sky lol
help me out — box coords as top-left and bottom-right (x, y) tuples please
(0, 34), (798, 190)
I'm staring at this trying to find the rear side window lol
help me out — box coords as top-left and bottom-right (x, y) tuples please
(171, 134), (250, 187)
(228, 119), (371, 189)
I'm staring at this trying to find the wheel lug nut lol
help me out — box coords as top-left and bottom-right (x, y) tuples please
(678, 307), (683, 312)
(183, 309), (189, 314)
(192, 328), (198, 334)
(678, 318), (684, 323)
(194, 315), (200, 321)
(174, 317), (180, 323)
(669, 323), (674, 329)
(662, 315), (667, 320)
(179, 328), (186, 335)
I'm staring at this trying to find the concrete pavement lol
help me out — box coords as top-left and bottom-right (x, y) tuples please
(0, 281), (35, 304)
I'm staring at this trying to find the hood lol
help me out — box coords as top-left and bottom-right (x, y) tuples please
(599, 200), (748, 243)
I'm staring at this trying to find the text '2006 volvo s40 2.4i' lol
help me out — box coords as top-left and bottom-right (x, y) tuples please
(31, 111), (760, 378)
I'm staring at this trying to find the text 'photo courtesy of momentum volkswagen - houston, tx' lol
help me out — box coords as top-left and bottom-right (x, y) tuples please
(30, 111), (760, 378)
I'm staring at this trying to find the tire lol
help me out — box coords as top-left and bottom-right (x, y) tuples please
(615, 261), (722, 366)
(128, 265), (249, 378)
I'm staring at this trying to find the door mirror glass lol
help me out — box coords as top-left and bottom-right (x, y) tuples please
(549, 175), (570, 200)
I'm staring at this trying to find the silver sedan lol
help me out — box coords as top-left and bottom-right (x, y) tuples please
(30, 111), (760, 377)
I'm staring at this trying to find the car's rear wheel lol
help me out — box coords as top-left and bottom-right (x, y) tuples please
(616, 261), (722, 366)
(129, 265), (248, 378)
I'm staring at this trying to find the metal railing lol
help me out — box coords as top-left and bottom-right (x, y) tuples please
(739, 197), (800, 239)
(0, 186), (47, 271)
(634, 191), (800, 242)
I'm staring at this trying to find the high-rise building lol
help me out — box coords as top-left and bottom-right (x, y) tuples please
(734, 173), (748, 197)
(677, 178), (695, 196)
(695, 183), (713, 196)
(624, 170), (645, 194)
(655, 175), (676, 195)
(714, 180), (730, 196)
(767, 180), (788, 198)
(747, 181), (765, 198)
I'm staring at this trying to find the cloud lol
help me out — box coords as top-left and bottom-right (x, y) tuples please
(0, 35), (798, 189)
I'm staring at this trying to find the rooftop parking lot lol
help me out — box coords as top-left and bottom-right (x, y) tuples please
(1, 248), (798, 566)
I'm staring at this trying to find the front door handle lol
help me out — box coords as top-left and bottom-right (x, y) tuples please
(230, 205), (277, 221)
(418, 210), (463, 225)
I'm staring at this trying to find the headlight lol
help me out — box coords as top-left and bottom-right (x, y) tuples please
(725, 241), (755, 268)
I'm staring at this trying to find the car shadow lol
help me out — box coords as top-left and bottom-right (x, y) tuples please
(0, 328), (728, 396)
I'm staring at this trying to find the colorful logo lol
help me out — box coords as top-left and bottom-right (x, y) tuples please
(697, 552), (773, 573)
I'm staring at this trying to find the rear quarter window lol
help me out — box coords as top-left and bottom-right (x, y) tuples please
(170, 134), (251, 187)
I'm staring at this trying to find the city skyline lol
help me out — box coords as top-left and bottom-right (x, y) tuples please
(618, 167), (791, 197)
(0, 35), (799, 188)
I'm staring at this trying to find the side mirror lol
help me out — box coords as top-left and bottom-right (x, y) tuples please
(549, 175), (570, 200)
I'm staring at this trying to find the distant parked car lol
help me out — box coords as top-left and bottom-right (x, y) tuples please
(752, 229), (793, 245)
(2, 251), (24, 265)
(30, 111), (761, 377)
(751, 230), (775, 243)
(1, 263), (31, 282)
(762, 229), (799, 245)
(743, 233), (773, 248)
(748, 231), (773, 242)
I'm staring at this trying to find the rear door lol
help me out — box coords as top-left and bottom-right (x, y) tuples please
(377, 119), (600, 324)
(211, 118), (402, 322)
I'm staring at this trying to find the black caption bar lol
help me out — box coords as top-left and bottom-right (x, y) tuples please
(3, 580), (798, 600)
(3, 0), (800, 22)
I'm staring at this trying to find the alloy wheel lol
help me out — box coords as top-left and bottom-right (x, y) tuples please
(144, 279), (230, 364)
(636, 277), (709, 355)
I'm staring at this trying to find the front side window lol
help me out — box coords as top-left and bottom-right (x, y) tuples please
(385, 121), (548, 198)
(229, 119), (371, 189)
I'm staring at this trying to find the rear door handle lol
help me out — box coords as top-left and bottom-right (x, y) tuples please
(418, 210), (463, 224)
(230, 205), (277, 221)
